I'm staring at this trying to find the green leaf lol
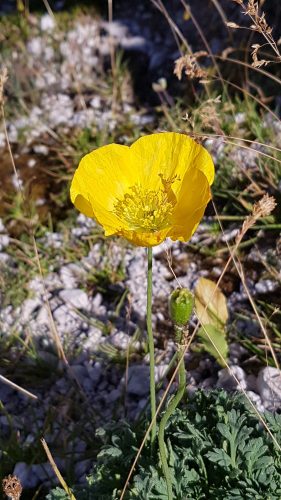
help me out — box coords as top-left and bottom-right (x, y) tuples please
(98, 446), (122, 459)
(206, 448), (233, 468)
(197, 324), (228, 366)
(46, 488), (69, 500)
(47, 390), (281, 499)
(243, 437), (272, 475)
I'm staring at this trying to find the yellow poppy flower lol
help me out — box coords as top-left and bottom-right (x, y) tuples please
(70, 132), (214, 247)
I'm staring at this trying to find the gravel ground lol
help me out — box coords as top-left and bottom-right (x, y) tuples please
(1, 210), (281, 489)
(0, 6), (280, 493)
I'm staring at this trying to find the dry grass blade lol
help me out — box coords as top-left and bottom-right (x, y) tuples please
(226, 0), (281, 69)
(220, 77), (281, 123)
(0, 67), (8, 106)
(151, 0), (190, 54)
(32, 239), (68, 364)
(41, 438), (76, 500)
(192, 311), (281, 447)
(0, 68), (67, 362)
(242, 0), (280, 59)
(165, 245), (182, 287)
(0, 69), (99, 427)
(0, 374), (37, 400)
(108, 0), (118, 112)
(179, 0), (225, 87)
(191, 131), (281, 154)
(42, 0), (56, 20)
(210, 0), (231, 31)
(207, 135), (281, 165)
(215, 55), (281, 85)
(213, 196), (280, 371)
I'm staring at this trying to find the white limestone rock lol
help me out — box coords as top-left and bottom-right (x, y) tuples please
(257, 367), (281, 410)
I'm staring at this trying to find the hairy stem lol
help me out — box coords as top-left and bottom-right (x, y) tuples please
(147, 247), (156, 446)
(158, 330), (186, 499)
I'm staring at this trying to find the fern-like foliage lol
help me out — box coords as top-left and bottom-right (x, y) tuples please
(47, 390), (281, 500)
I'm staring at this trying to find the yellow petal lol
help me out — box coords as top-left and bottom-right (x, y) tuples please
(192, 143), (215, 186)
(70, 143), (140, 234)
(119, 227), (171, 247)
(129, 132), (188, 190)
(70, 143), (133, 208)
(130, 132), (214, 192)
(169, 168), (211, 241)
(72, 193), (95, 218)
(70, 133), (215, 247)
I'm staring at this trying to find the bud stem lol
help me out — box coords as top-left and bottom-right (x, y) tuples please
(158, 332), (187, 498)
(146, 247), (156, 447)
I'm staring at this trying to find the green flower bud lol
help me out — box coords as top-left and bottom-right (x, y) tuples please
(169, 288), (194, 327)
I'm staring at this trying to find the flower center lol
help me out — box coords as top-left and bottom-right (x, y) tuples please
(114, 183), (176, 233)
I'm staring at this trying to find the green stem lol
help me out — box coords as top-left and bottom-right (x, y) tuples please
(158, 333), (186, 500)
(137, 351), (178, 422)
(147, 246), (156, 446)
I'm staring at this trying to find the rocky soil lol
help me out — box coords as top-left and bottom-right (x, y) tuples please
(0, 4), (280, 495)
(1, 211), (281, 490)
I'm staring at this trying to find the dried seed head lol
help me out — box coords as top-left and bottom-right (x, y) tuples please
(174, 52), (207, 81)
(2, 475), (22, 500)
(251, 44), (269, 68)
(246, 0), (258, 16)
(237, 194), (277, 243)
(232, 0), (279, 61)
(252, 193), (277, 218)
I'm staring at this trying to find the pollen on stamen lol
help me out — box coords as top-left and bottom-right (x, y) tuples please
(113, 184), (176, 233)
